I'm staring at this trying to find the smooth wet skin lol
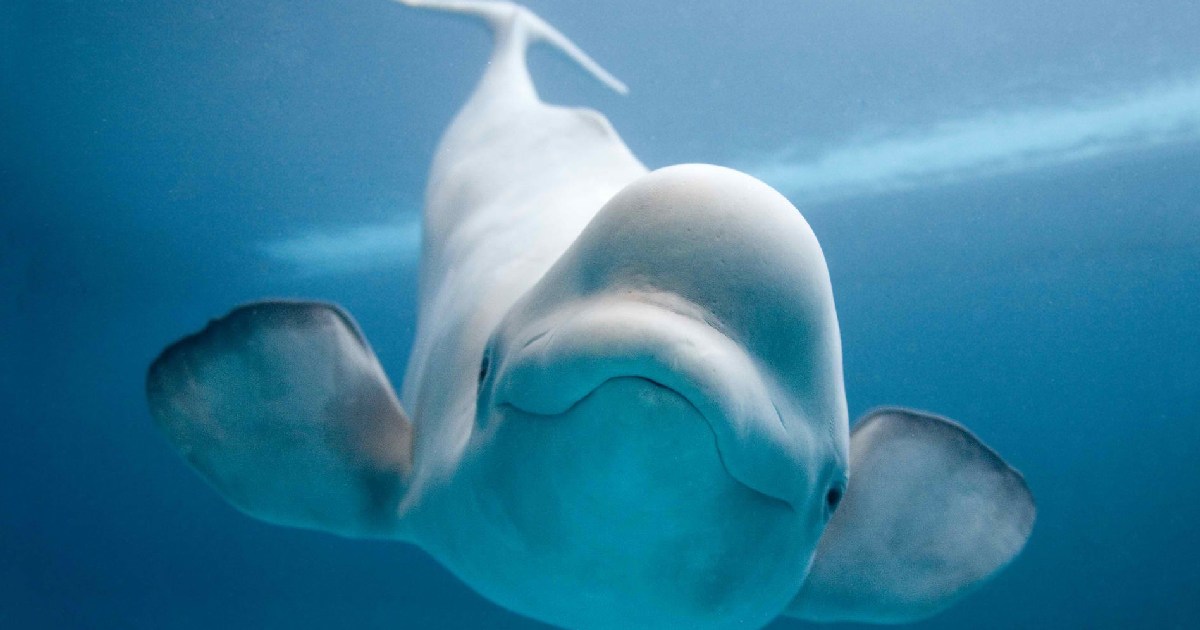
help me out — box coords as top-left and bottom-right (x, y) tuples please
(465, 376), (809, 628)
(145, 2), (1035, 627)
(482, 164), (850, 510)
(406, 162), (847, 627)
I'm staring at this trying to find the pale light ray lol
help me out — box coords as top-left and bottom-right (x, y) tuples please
(260, 217), (422, 277)
(745, 77), (1200, 204)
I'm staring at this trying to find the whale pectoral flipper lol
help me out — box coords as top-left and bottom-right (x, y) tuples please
(786, 408), (1036, 624)
(146, 301), (413, 539)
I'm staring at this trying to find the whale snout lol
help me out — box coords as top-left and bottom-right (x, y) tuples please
(486, 296), (815, 508)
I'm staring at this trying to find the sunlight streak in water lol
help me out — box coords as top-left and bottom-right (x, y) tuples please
(745, 77), (1200, 204)
(260, 218), (422, 276)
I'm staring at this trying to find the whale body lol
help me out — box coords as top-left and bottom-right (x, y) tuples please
(145, 2), (1035, 627)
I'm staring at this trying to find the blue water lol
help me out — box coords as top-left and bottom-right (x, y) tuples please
(5, 1), (1199, 627)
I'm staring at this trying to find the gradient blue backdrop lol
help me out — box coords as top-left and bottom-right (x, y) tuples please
(4, 1), (1199, 627)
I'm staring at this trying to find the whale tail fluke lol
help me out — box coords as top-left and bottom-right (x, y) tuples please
(394, 0), (628, 95)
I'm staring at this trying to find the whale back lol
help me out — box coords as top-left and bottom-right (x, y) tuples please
(396, 1), (646, 489)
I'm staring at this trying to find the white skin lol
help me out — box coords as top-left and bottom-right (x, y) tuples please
(146, 2), (1035, 628)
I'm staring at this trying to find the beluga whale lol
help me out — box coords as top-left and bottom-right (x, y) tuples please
(146, 1), (1036, 627)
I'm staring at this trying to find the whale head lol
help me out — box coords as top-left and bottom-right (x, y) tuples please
(460, 165), (849, 627)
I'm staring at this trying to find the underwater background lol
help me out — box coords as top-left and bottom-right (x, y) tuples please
(4, 0), (1199, 627)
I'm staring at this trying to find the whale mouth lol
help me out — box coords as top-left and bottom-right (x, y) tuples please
(499, 374), (754, 490)
(490, 294), (812, 507)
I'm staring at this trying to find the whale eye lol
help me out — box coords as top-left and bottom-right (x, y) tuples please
(478, 354), (490, 384)
(825, 485), (845, 514)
